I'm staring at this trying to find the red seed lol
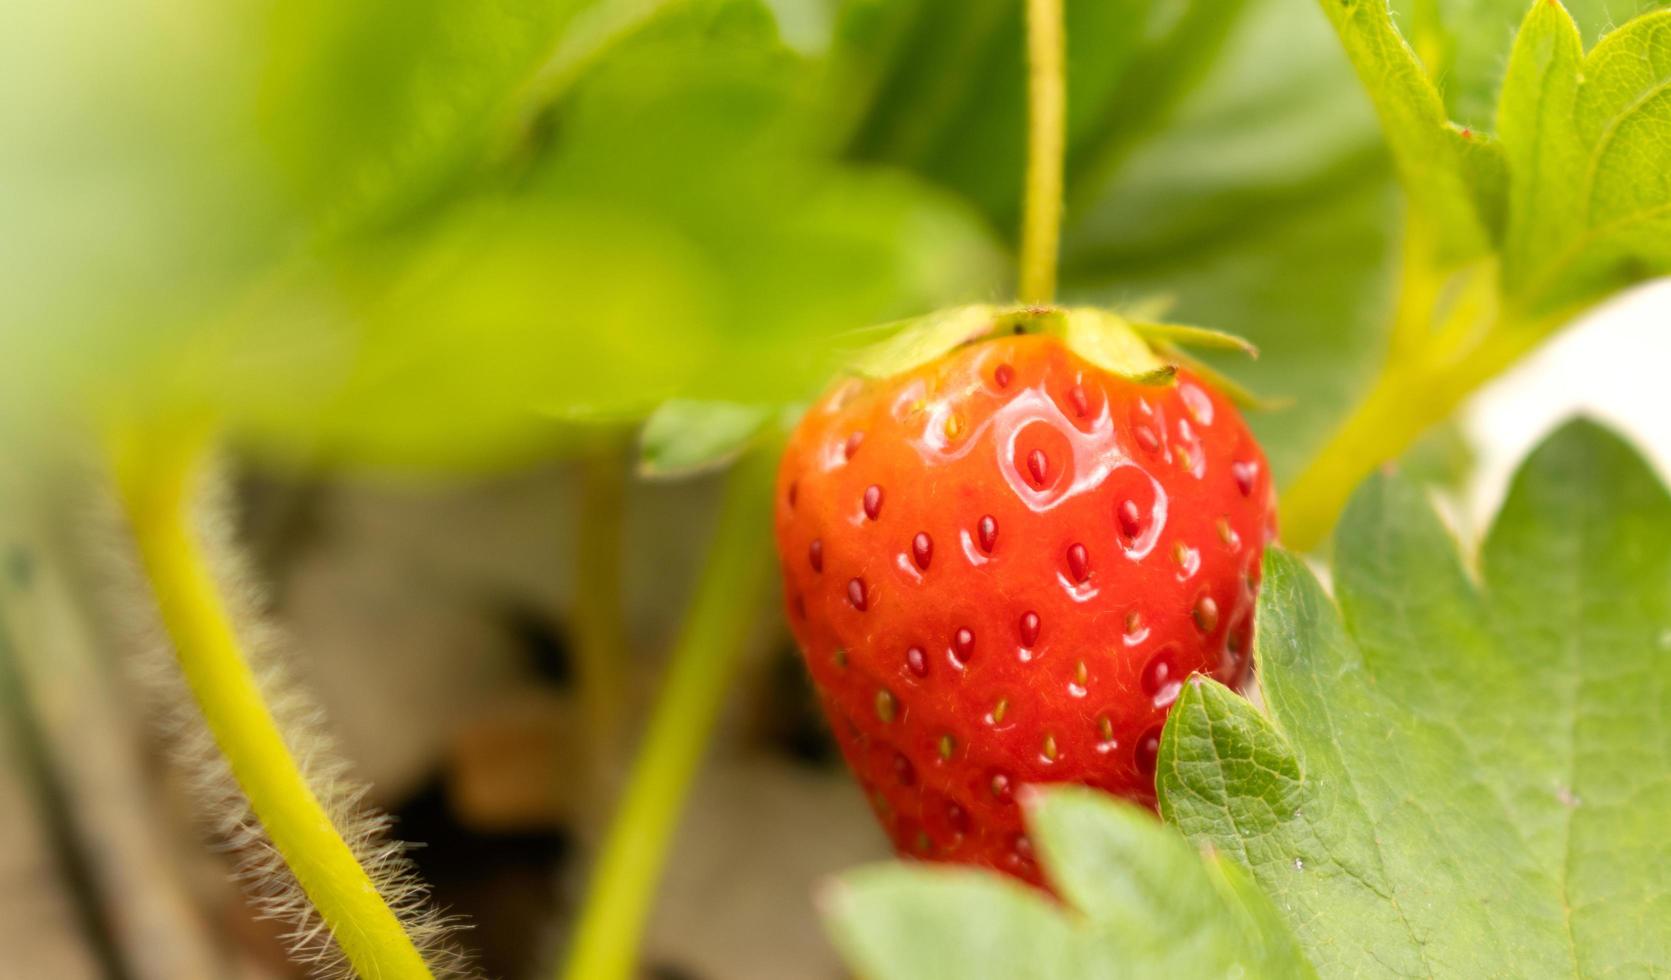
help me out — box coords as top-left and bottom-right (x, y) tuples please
(994, 363), (1014, 389)
(1134, 425), (1160, 453)
(911, 532), (933, 570)
(1140, 650), (1176, 696)
(977, 515), (998, 553)
(1232, 459), (1259, 496)
(863, 484), (884, 520)
(990, 772), (1014, 803)
(1026, 448), (1049, 486)
(906, 646), (928, 677)
(1117, 499), (1143, 538)
(1192, 595), (1220, 633)
(848, 578), (868, 611)
(953, 627), (975, 662)
(1068, 384), (1089, 418)
(808, 538), (823, 572)
(844, 432), (864, 460)
(1066, 543), (1090, 583)
(1135, 727), (1162, 775)
(1018, 611), (1040, 646)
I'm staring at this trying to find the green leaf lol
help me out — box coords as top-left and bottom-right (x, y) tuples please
(1061, 0), (1400, 481)
(227, 0), (1001, 471)
(1159, 419), (1671, 976)
(1391, 0), (1664, 130)
(850, 305), (1001, 378)
(824, 787), (1313, 980)
(1499, 4), (1671, 314)
(1316, 0), (1500, 262)
(637, 400), (772, 479)
(1059, 308), (1171, 381)
(832, 0), (1249, 241)
(259, 0), (584, 238)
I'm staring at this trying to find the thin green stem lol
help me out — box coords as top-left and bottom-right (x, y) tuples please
(112, 426), (434, 980)
(1018, 0), (1065, 305)
(574, 444), (631, 785)
(560, 447), (777, 980)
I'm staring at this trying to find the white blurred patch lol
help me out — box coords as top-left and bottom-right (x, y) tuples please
(1462, 278), (1671, 534)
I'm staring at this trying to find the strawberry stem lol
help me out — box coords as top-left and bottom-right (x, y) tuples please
(1019, 0), (1066, 305)
(574, 440), (632, 811)
(111, 424), (436, 980)
(1280, 248), (1565, 551)
(560, 446), (777, 980)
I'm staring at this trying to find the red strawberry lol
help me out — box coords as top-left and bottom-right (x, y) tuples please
(774, 312), (1274, 884)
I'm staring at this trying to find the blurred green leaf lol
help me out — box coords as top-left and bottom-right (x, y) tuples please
(638, 400), (772, 478)
(833, 0), (1247, 242)
(824, 787), (1313, 980)
(231, 0), (999, 471)
(259, 0), (585, 238)
(1061, 0), (1400, 482)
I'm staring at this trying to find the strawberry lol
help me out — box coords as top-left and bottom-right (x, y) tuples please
(773, 308), (1274, 884)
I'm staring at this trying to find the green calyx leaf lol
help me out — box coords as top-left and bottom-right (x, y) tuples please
(1160, 418), (1671, 976)
(637, 400), (773, 479)
(850, 305), (1005, 378)
(1058, 308), (1174, 382)
(851, 304), (1178, 385)
(823, 787), (1313, 980)
(1129, 320), (1260, 358)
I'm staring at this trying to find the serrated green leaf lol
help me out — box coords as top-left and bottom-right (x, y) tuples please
(1317, 0), (1499, 263)
(1159, 419), (1671, 976)
(824, 787), (1312, 980)
(637, 400), (771, 478)
(1500, 4), (1671, 314)
(1391, 0), (1664, 130)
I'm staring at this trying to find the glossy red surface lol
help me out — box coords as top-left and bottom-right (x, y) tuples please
(774, 334), (1275, 883)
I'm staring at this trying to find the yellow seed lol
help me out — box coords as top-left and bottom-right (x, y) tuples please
(1042, 734), (1058, 761)
(938, 734), (956, 760)
(833, 648), (848, 668)
(1098, 715), (1115, 742)
(944, 413), (964, 439)
(991, 697), (1009, 724)
(875, 689), (897, 723)
(1075, 660), (1088, 686)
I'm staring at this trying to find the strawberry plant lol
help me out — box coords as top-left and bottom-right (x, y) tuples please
(0, 0), (1668, 978)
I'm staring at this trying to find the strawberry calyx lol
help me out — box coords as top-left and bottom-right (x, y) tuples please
(851, 304), (1265, 405)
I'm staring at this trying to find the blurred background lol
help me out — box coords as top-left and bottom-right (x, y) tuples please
(1, 0), (1667, 977)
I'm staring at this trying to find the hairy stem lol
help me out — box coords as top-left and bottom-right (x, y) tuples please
(560, 448), (777, 980)
(1018, 0), (1065, 305)
(112, 427), (434, 980)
